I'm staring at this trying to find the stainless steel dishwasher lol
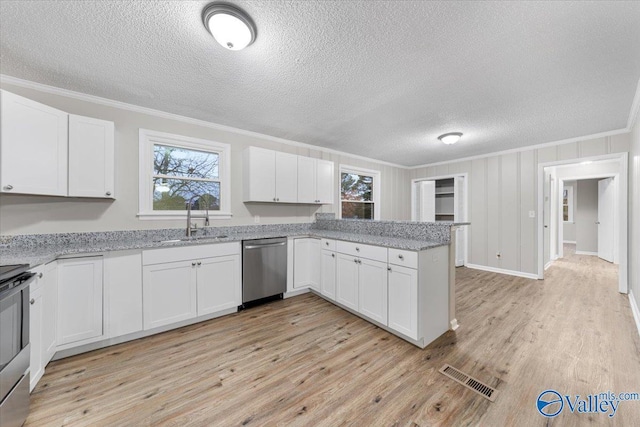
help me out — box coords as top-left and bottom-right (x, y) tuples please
(242, 237), (287, 305)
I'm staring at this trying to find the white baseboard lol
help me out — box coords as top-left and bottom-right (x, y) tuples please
(544, 261), (553, 271)
(575, 250), (598, 256)
(563, 240), (576, 244)
(630, 291), (640, 339)
(284, 288), (310, 298)
(465, 263), (539, 280)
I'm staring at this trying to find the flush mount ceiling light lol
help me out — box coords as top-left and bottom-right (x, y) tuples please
(438, 132), (463, 145)
(203, 3), (256, 51)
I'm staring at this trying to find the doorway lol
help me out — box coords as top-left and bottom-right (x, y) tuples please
(537, 153), (628, 293)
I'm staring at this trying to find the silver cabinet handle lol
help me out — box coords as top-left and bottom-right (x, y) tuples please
(325, 242), (329, 246)
(273, 197), (276, 201)
(197, 261), (202, 266)
(355, 247), (360, 252)
(357, 259), (362, 264)
(192, 262), (196, 267)
(3, 185), (13, 191)
(30, 298), (35, 305)
(596, 221), (600, 224)
(331, 253), (335, 258)
(387, 266), (392, 272)
(277, 198), (280, 201)
(106, 191), (112, 196)
(354, 258), (358, 263)
(38, 273), (43, 279)
(398, 254), (404, 260)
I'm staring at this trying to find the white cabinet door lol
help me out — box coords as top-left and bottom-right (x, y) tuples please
(358, 258), (388, 325)
(243, 146), (276, 202)
(387, 264), (418, 340)
(57, 257), (104, 346)
(105, 251), (143, 338)
(275, 152), (298, 202)
(42, 261), (58, 364)
(29, 277), (43, 392)
(320, 249), (336, 301)
(294, 238), (320, 290)
(196, 255), (241, 316)
(143, 260), (197, 330)
(336, 253), (359, 311)
(0, 90), (68, 196)
(316, 159), (334, 204)
(297, 156), (316, 203)
(68, 114), (115, 198)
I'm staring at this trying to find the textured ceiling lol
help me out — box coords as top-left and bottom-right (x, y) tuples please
(1, 1), (639, 166)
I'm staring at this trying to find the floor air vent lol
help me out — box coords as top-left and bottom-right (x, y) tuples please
(439, 364), (498, 402)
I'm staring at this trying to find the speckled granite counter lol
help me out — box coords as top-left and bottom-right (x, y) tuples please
(0, 218), (467, 268)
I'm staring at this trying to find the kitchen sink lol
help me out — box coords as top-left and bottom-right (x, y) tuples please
(158, 235), (229, 244)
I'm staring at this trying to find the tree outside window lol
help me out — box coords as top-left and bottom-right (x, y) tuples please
(341, 172), (375, 219)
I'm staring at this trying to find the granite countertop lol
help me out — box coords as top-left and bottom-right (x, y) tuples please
(0, 229), (449, 269)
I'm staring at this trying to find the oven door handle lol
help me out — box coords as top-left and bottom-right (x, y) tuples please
(0, 273), (35, 302)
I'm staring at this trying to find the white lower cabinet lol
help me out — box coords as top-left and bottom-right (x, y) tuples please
(358, 258), (388, 325)
(29, 270), (43, 392)
(293, 238), (320, 290)
(29, 262), (58, 391)
(336, 253), (359, 311)
(196, 255), (241, 316)
(57, 257), (103, 346)
(105, 251), (143, 337)
(320, 249), (336, 300)
(142, 243), (241, 330)
(387, 264), (418, 340)
(143, 260), (197, 330)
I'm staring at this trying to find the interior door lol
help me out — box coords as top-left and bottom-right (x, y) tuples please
(414, 181), (435, 221)
(597, 178), (614, 262)
(543, 170), (551, 267)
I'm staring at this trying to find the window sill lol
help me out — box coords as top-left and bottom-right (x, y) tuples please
(137, 212), (233, 221)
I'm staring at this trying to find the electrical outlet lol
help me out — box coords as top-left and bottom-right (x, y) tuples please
(496, 252), (502, 259)
(529, 210), (536, 218)
(254, 215), (260, 223)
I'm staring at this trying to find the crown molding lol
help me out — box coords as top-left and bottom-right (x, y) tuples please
(0, 74), (406, 169)
(1, 74), (636, 171)
(627, 76), (640, 131)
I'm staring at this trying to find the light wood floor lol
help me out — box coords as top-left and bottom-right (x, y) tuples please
(26, 246), (640, 426)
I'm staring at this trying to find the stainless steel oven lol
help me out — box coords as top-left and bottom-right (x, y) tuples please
(0, 264), (34, 427)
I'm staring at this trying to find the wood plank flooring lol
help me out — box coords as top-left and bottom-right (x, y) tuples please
(26, 246), (640, 426)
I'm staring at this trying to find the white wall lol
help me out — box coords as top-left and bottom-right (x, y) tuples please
(0, 83), (411, 235)
(630, 109), (640, 312)
(563, 180), (576, 242)
(575, 179), (599, 253)
(409, 134), (630, 276)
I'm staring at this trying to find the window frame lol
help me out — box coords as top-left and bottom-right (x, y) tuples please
(338, 164), (381, 220)
(138, 129), (231, 220)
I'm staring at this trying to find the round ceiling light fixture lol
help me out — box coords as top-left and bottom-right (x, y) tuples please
(438, 132), (463, 145)
(203, 3), (256, 51)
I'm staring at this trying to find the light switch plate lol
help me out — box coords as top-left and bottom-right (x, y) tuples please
(254, 215), (260, 223)
(529, 211), (536, 218)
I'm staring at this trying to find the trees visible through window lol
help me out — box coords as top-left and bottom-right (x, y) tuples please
(341, 170), (376, 219)
(153, 145), (220, 211)
(563, 186), (574, 222)
(138, 129), (230, 219)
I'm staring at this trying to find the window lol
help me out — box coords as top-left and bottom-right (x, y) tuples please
(139, 129), (231, 219)
(339, 165), (380, 220)
(563, 185), (574, 222)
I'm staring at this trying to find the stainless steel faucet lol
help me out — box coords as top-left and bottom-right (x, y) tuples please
(186, 195), (210, 237)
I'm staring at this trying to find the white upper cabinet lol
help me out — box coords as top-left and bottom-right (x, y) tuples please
(275, 152), (298, 202)
(0, 89), (68, 196)
(315, 159), (334, 204)
(243, 146), (297, 202)
(0, 90), (115, 199)
(297, 157), (334, 204)
(68, 114), (115, 198)
(244, 146), (334, 204)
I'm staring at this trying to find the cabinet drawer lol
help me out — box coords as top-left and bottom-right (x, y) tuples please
(388, 248), (418, 269)
(320, 238), (336, 251)
(143, 242), (240, 265)
(336, 241), (387, 263)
